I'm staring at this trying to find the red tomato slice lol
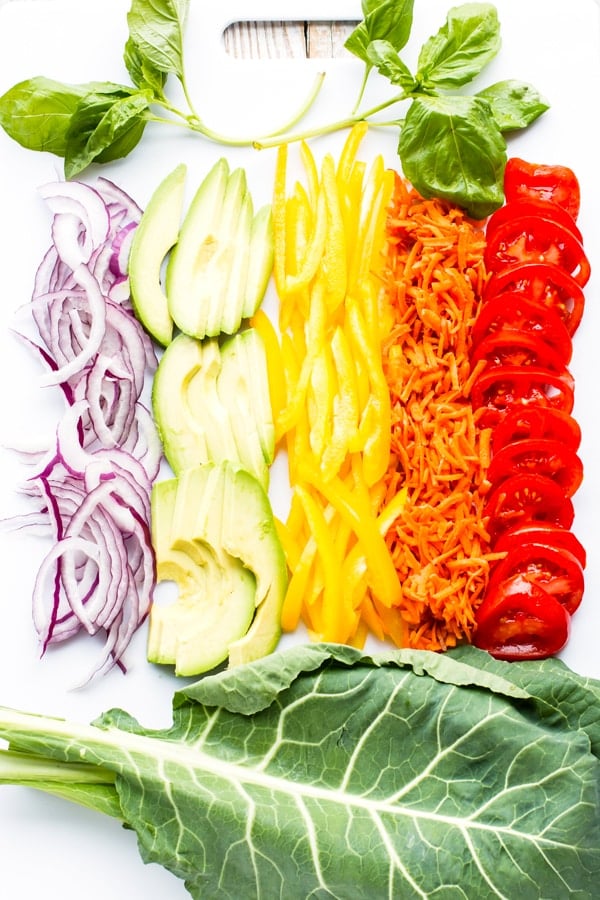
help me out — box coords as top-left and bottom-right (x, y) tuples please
(484, 472), (575, 543)
(473, 573), (571, 660)
(495, 524), (586, 569)
(483, 262), (585, 336)
(470, 329), (567, 372)
(503, 157), (581, 221)
(471, 365), (575, 428)
(486, 198), (583, 244)
(486, 542), (584, 615)
(473, 291), (573, 362)
(491, 407), (581, 454)
(484, 216), (590, 287)
(486, 438), (583, 498)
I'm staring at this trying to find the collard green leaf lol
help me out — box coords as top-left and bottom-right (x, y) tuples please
(1, 644), (599, 899)
(416, 2), (501, 89)
(398, 93), (506, 218)
(477, 79), (550, 132)
(366, 40), (416, 92)
(126, 0), (189, 80)
(0, 77), (111, 155)
(345, 0), (415, 65)
(64, 89), (151, 178)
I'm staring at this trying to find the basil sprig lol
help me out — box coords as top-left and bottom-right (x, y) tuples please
(342, 0), (548, 217)
(0, 0), (549, 216)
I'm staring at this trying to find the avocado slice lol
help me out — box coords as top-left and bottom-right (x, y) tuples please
(217, 328), (275, 485)
(128, 163), (186, 346)
(148, 462), (288, 675)
(151, 329), (274, 488)
(165, 158), (273, 339)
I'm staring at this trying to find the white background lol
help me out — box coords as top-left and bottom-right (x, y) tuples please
(1, 1), (600, 897)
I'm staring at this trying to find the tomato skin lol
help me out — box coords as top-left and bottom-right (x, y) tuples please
(486, 438), (583, 498)
(473, 573), (571, 660)
(470, 329), (567, 372)
(503, 157), (581, 221)
(486, 198), (583, 244)
(473, 291), (573, 362)
(483, 262), (585, 336)
(484, 215), (591, 287)
(495, 524), (586, 569)
(484, 472), (575, 543)
(491, 407), (581, 454)
(486, 541), (584, 615)
(471, 365), (575, 428)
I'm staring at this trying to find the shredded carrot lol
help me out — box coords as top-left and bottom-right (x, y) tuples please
(380, 172), (498, 651)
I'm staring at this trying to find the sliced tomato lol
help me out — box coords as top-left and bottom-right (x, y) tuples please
(486, 438), (583, 498)
(471, 365), (575, 427)
(473, 573), (571, 660)
(486, 542), (584, 615)
(484, 472), (575, 543)
(484, 216), (590, 287)
(486, 198), (583, 244)
(473, 291), (573, 362)
(503, 157), (581, 221)
(470, 329), (567, 372)
(483, 262), (585, 336)
(491, 407), (581, 454)
(495, 524), (586, 569)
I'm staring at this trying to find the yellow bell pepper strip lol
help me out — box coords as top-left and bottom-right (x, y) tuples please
(269, 125), (408, 646)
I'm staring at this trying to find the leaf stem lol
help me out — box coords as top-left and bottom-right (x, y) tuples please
(253, 92), (407, 150)
(150, 72), (328, 148)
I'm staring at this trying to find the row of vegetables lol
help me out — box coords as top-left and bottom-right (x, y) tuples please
(470, 158), (589, 659)
(6, 131), (590, 678)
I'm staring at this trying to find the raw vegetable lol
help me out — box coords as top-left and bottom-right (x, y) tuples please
(148, 461), (287, 675)
(378, 174), (497, 651)
(151, 329), (275, 489)
(164, 159), (274, 340)
(473, 157), (588, 661)
(0, 0), (548, 216)
(5, 178), (160, 683)
(503, 155), (581, 220)
(0, 643), (599, 898)
(270, 126), (403, 644)
(128, 162), (187, 346)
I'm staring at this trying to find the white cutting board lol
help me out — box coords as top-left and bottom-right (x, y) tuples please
(1, 2), (600, 898)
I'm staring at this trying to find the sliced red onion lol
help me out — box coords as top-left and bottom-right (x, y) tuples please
(39, 181), (110, 270)
(9, 175), (161, 682)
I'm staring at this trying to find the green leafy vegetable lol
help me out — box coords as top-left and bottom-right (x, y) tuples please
(415, 2), (501, 89)
(1, 644), (599, 898)
(398, 93), (506, 217)
(0, 0), (549, 216)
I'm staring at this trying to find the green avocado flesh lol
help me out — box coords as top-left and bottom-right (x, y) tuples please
(148, 462), (288, 675)
(165, 158), (273, 340)
(151, 327), (275, 488)
(128, 163), (187, 346)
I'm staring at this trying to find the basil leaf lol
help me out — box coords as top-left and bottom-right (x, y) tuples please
(64, 89), (152, 178)
(345, 0), (415, 64)
(366, 40), (416, 92)
(124, 36), (168, 95)
(416, 2), (501, 90)
(477, 79), (550, 132)
(0, 77), (111, 155)
(126, 0), (189, 80)
(398, 93), (506, 218)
